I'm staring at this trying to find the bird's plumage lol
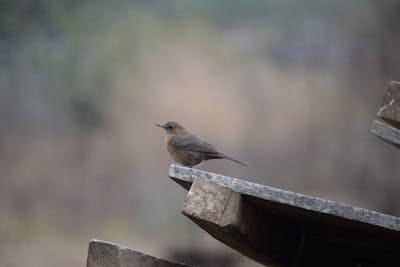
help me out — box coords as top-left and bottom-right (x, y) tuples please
(156, 121), (247, 167)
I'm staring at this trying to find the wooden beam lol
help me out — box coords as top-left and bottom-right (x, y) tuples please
(170, 164), (400, 267)
(377, 81), (400, 122)
(87, 239), (191, 267)
(371, 81), (400, 149)
(370, 119), (400, 149)
(182, 178), (295, 267)
(182, 178), (241, 229)
(170, 165), (400, 232)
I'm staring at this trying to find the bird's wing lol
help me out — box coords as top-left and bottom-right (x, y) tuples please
(170, 134), (219, 154)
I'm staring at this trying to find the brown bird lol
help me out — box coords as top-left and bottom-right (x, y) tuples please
(156, 121), (247, 167)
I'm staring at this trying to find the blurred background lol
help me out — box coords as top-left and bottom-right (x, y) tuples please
(1, 1), (400, 266)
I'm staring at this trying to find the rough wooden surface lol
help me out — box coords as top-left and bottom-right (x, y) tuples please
(183, 178), (241, 228)
(87, 239), (191, 267)
(371, 81), (400, 149)
(370, 119), (400, 149)
(169, 164), (400, 266)
(170, 164), (400, 232)
(182, 178), (282, 266)
(377, 81), (400, 122)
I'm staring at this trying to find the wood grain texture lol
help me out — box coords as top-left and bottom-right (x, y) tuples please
(370, 119), (400, 149)
(169, 165), (400, 232)
(371, 81), (400, 149)
(170, 164), (400, 266)
(377, 81), (400, 122)
(183, 178), (241, 227)
(87, 239), (191, 267)
(182, 178), (288, 267)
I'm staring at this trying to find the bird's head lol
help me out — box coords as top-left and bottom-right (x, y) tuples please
(155, 121), (187, 134)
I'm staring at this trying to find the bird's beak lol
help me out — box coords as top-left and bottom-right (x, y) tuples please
(155, 123), (165, 129)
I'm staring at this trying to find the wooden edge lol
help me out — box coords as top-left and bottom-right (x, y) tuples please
(182, 178), (241, 228)
(377, 81), (400, 122)
(370, 119), (400, 149)
(169, 164), (400, 233)
(87, 239), (191, 267)
(182, 178), (297, 267)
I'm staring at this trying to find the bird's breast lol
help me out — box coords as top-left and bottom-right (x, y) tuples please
(165, 134), (173, 148)
(165, 135), (178, 156)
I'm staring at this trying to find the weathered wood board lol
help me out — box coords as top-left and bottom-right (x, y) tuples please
(170, 164), (400, 266)
(87, 239), (191, 267)
(371, 81), (400, 149)
(377, 81), (400, 122)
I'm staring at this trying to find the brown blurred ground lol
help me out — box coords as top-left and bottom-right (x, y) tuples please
(0, 1), (400, 266)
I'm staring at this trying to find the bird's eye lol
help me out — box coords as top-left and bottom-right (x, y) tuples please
(167, 125), (173, 130)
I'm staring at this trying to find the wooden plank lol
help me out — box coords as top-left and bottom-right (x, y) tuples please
(170, 165), (400, 232)
(87, 239), (191, 267)
(170, 164), (400, 266)
(370, 119), (400, 149)
(371, 81), (400, 149)
(182, 178), (290, 267)
(182, 178), (241, 228)
(377, 81), (400, 122)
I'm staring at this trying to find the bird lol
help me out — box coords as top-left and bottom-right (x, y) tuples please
(156, 121), (247, 167)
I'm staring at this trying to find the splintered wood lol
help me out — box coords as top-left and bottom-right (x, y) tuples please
(371, 81), (400, 149)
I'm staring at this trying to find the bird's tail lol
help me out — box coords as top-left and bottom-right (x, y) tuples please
(204, 152), (247, 166)
(222, 154), (248, 167)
